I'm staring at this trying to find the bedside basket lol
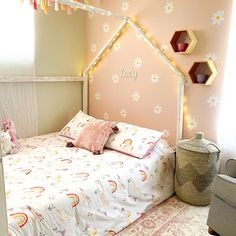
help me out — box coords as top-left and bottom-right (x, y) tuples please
(175, 132), (221, 206)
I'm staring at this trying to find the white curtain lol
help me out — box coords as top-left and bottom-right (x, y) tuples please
(0, 1), (38, 138)
(217, 0), (236, 173)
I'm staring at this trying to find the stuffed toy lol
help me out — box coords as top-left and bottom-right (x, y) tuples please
(2, 118), (19, 147)
(0, 131), (18, 156)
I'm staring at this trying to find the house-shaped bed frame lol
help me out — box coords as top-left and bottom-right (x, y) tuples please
(0, 1), (186, 234)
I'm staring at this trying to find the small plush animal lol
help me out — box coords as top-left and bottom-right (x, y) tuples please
(2, 118), (18, 147)
(0, 131), (18, 156)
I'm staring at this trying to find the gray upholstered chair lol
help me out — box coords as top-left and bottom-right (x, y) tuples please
(207, 159), (236, 236)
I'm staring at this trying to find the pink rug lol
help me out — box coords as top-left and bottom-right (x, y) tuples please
(118, 195), (210, 236)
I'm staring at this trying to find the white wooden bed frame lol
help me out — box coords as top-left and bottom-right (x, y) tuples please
(0, 1), (186, 234)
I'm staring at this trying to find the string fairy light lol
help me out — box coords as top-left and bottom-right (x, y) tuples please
(83, 19), (129, 76)
(18, 0), (186, 140)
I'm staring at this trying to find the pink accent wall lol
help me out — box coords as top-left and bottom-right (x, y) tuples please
(86, 0), (233, 145)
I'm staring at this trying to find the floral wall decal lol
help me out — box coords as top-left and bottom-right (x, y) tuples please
(186, 116), (198, 131)
(150, 74), (160, 84)
(204, 52), (217, 61)
(95, 92), (101, 101)
(103, 22), (111, 33)
(211, 10), (225, 26)
(164, 1), (174, 15)
(112, 74), (120, 84)
(207, 95), (220, 107)
(113, 42), (121, 51)
(154, 105), (162, 115)
(103, 112), (109, 120)
(131, 92), (140, 102)
(91, 43), (97, 53)
(163, 129), (170, 138)
(121, 1), (129, 12)
(120, 109), (127, 117)
(134, 57), (143, 68)
(88, 11), (94, 19)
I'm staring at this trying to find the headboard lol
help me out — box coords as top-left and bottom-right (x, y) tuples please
(83, 17), (186, 145)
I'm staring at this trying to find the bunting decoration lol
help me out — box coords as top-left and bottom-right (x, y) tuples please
(20, 0), (90, 14)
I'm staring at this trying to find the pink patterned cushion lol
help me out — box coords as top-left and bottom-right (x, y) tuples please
(105, 122), (163, 158)
(74, 120), (118, 154)
(59, 111), (95, 140)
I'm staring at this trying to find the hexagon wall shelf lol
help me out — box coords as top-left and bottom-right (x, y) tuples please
(189, 60), (218, 85)
(170, 30), (198, 54)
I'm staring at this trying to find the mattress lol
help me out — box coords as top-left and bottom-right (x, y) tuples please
(4, 133), (174, 236)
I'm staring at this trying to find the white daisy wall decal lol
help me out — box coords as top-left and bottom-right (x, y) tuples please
(164, 1), (174, 14)
(207, 95), (220, 107)
(162, 129), (170, 138)
(103, 22), (110, 33)
(95, 93), (101, 101)
(154, 104), (162, 114)
(185, 80), (191, 87)
(89, 77), (94, 84)
(132, 92), (140, 101)
(120, 109), (127, 117)
(113, 42), (120, 51)
(112, 74), (120, 84)
(204, 52), (217, 61)
(186, 117), (198, 130)
(211, 10), (224, 26)
(121, 1), (129, 12)
(91, 43), (97, 53)
(150, 74), (160, 84)
(103, 112), (109, 120)
(89, 73), (94, 83)
(88, 12), (94, 19)
(134, 57), (143, 68)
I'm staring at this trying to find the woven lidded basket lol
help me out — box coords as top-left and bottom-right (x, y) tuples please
(175, 132), (221, 206)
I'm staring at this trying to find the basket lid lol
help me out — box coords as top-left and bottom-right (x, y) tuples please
(177, 132), (221, 154)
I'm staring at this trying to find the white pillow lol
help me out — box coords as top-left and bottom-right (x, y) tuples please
(59, 110), (95, 140)
(105, 122), (163, 158)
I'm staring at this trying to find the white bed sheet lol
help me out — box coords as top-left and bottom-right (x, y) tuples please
(3, 133), (174, 236)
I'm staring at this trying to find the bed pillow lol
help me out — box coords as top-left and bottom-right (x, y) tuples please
(74, 119), (118, 155)
(105, 122), (163, 158)
(59, 110), (95, 140)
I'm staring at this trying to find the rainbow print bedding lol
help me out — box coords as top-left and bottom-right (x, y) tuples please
(4, 133), (174, 236)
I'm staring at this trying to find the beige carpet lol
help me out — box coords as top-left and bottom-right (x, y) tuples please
(118, 195), (210, 236)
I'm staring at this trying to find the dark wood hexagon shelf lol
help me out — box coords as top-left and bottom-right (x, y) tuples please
(189, 60), (218, 85)
(170, 30), (197, 54)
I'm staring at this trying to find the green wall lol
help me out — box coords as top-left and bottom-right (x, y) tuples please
(34, 10), (85, 135)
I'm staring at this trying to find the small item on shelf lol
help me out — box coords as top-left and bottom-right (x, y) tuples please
(177, 42), (189, 52)
(196, 73), (208, 84)
(170, 30), (197, 53)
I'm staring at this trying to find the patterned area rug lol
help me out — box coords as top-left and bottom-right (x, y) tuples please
(118, 195), (210, 236)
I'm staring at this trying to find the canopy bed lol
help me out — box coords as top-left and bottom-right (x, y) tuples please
(0, 0), (186, 235)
